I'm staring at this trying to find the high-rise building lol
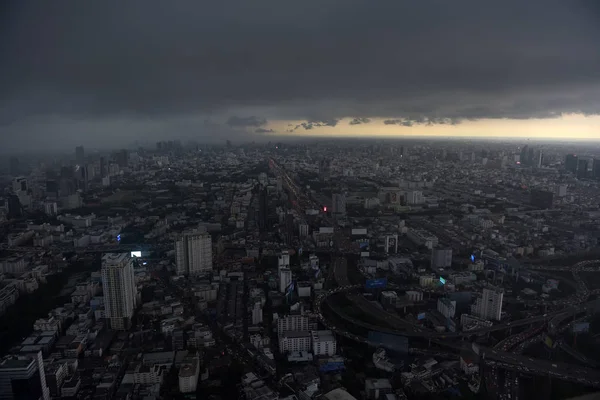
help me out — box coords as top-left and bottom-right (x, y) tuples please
(285, 213), (295, 244)
(175, 230), (213, 276)
(101, 253), (137, 330)
(0, 351), (50, 400)
(471, 286), (503, 321)
(593, 159), (600, 180)
(431, 248), (453, 268)
(279, 268), (292, 293)
(565, 154), (578, 174)
(178, 354), (200, 393)
(534, 150), (543, 168)
(116, 149), (129, 168)
(100, 156), (107, 178)
(277, 251), (290, 271)
(75, 146), (85, 165)
(332, 193), (346, 216)
(577, 159), (589, 179)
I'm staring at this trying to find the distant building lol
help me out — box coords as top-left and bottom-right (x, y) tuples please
(565, 154), (578, 174)
(101, 253), (137, 330)
(332, 193), (346, 216)
(437, 298), (456, 318)
(175, 230), (213, 276)
(577, 159), (589, 179)
(431, 248), (452, 268)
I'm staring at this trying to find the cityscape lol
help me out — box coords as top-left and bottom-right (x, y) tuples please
(3, 1), (600, 400)
(1, 140), (600, 400)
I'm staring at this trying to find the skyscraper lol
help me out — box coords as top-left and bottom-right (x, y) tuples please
(332, 193), (346, 216)
(594, 159), (600, 180)
(101, 253), (137, 330)
(175, 230), (213, 276)
(471, 286), (503, 321)
(0, 351), (50, 400)
(75, 146), (85, 165)
(577, 159), (589, 179)
(565, 154), (578, 174)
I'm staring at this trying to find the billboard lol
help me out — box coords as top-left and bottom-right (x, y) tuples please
(131, 251), (142, 258)
(417, 312), (427, 320)
(368, 331), (409, 353)
(352, 228), (367, 235)
(572, 322), (590, 333)
(543, 333), (556, 349)
(359, 241), (369, 249)
(439, 277), (446, 285)
(366, 278), (388, 290)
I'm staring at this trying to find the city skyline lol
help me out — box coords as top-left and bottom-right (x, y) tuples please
(1, 1), (600, 150)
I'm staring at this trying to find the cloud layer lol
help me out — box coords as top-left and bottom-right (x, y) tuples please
(1, 0), (600, 148)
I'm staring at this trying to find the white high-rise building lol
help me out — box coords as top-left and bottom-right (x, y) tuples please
(178, 354), (200, 393)
(101, 253), (137, 330)
(175, 230), (213, 276)
(471, 286), (504, 321)
(279, 268), (292, 293)
(278, 251), (290, 271)
(251, 302), (263, 325)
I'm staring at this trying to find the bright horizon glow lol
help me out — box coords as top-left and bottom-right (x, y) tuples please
(266, 113), (600, 140)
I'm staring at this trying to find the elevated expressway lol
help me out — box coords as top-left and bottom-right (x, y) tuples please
(319, 258), (600, 387)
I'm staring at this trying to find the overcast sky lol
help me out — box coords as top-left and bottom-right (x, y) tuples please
(1, 0), (600, 150)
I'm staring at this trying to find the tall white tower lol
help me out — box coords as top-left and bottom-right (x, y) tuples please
(175, 230), (213, 276)
(101, 253), (136, 330)
(471, 286), (504, 321)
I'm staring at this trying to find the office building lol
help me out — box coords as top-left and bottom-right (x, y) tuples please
(565, 154), (578, 174)
(577, 159), (589, 179)
(431, 248), (452, 268)
(277, 314), (316, 337)
(178, 354), (200, 393)
(75, 146), (85, 165)
(279, 268), (292, 293)
(285, 213), (294, 244)
(175, 230), (213, 276)
(101, 253), (137, 330)
(332, 193), (346, 216)
(594, 159), (600, 180)
(278, 251), (290, 270)
(251, 302), (263, 325)
(471, 286), (503, 321)
(0, 351), (50, 400)
(116, 149), (129, 168)
(312, 330), (337, 356)
(437, 298), (456, 318)
(555, 184), (568, 198)
(279, 331), (311, 353)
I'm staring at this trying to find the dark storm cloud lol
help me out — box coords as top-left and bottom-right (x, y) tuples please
(1, 0), (600, 148)
(287, 119), (341, 132)
(349, 118), (371, 125)
(255, 128), (274, 133)
(226, 116), (267, 128)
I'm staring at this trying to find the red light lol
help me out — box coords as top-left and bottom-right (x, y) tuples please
(323, 206), (327, 212)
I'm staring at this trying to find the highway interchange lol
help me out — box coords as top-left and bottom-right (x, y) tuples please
(315, 257), (600, 388)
